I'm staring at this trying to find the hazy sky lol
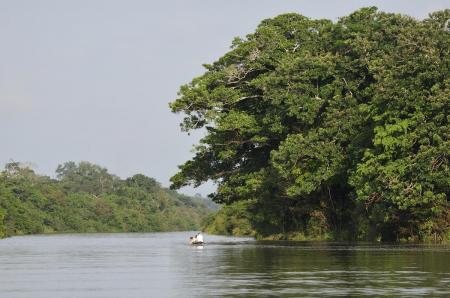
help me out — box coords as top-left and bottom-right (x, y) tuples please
(1, 0), (448, 196)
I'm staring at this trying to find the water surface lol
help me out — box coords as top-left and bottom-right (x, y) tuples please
(0, 232), (449, 297)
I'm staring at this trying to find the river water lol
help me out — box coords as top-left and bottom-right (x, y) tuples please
(0, 232), (449, 297)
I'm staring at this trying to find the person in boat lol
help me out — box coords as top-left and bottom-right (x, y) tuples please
(189, 232), (204, 244)
(196, 232), (204, 243)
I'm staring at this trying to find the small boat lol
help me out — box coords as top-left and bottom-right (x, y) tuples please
(189, 236), (204, 245)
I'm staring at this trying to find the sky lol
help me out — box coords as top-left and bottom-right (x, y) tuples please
(1, 0), (449, 196)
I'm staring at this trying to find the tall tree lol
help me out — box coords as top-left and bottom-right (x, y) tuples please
(56, 161), (119, 195)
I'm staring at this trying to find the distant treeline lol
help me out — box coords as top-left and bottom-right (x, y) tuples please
(0, 161), (213, 238)
(171, 8), (449, 242)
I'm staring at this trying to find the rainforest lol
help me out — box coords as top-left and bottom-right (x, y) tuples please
(170, 7), (449, 242)
(0, 161), (211, 238)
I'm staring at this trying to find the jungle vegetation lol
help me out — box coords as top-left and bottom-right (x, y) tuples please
(170, 8), (449, 242)
(0, 161), (211, 238)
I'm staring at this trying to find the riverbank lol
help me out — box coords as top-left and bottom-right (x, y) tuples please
(202, 202), (450, 243)
(0, 161), (213, 239)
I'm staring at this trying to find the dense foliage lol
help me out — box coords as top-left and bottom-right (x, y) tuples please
(202, 201), (255, 237)
(0, 161), (211, 238)
(170, 8), (449, 242)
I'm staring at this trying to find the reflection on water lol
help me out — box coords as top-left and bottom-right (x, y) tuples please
(0, 232), (449, 297)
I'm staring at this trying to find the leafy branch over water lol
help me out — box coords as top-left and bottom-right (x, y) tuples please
(170, 7), (450, 242)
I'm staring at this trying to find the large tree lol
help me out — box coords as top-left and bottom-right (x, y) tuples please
(170, 8), (449, 241)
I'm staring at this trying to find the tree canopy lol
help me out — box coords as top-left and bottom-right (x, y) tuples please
(170, 8), (449, 241)
(0, 161), (212, 237)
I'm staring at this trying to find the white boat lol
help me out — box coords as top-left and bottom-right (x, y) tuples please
(189, 236), (204, 245)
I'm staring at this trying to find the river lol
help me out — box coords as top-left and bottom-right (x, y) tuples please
(0, 232), (449, 297)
